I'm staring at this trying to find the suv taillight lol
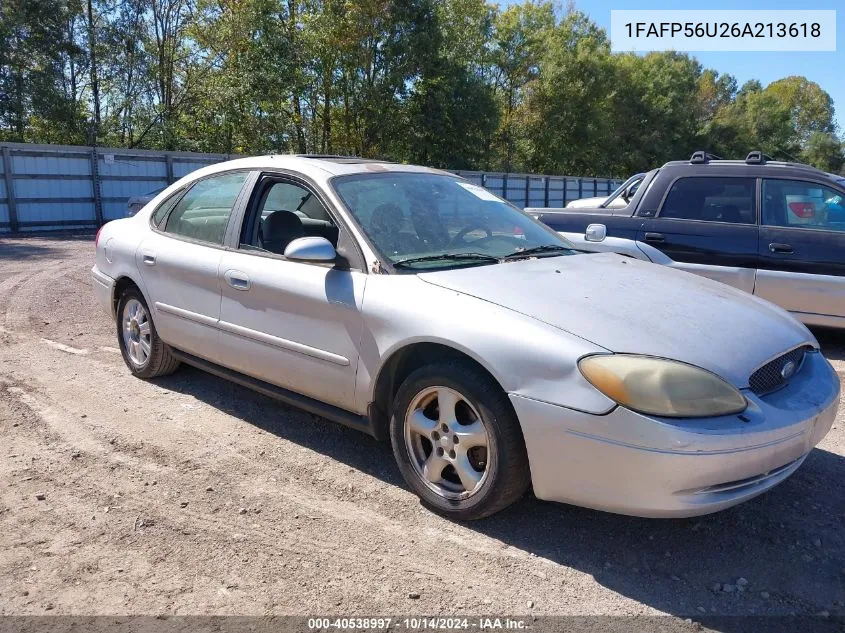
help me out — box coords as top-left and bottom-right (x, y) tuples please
(95, 226), (103, 247)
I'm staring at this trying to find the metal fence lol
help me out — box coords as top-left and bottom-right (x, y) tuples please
(0, 142), (622, 233)
(452, 170), (623, 210)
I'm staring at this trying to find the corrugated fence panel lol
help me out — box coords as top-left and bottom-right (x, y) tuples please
(173, 159), (220, 178)
(0, 151), (6, 230)
(453, 171), (622, 209)
(17, 201), (95, 225)
(100, 179), (168, 200)
(16, 178), (92, 199)
(0, 143), (623, 231)
(98, 155), (168, 178)
(13, 153), (91, 176)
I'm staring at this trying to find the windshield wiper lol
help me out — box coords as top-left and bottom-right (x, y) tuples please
(392, 252), (501, 269)
(502, 244), (571, 261)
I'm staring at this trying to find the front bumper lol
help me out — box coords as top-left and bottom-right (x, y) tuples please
(512, 350), (840, 518)
(91, 265), (116, 320)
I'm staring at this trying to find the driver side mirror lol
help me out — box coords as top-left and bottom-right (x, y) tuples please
(585, 223), (607, 242)
(284, 236), (337, 262)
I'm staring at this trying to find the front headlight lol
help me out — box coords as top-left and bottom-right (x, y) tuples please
(578, 354), (747, 418)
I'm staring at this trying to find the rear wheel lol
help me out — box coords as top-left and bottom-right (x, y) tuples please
(116, 288), (180, 378)
(390, 361), (530, 520)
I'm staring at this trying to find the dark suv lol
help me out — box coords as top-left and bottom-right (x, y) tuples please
(529, 152), (845, 329)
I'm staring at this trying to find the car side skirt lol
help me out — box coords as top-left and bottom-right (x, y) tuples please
(169, 349), (377, 438)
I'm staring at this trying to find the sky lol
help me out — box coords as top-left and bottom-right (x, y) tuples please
(500, 0), (845, 132)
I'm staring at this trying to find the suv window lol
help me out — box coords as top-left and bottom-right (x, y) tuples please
(763, 179), (845, 233)
(163, 172), (248, 244)
(241, 179), (339, 255)
(660, 177), (755, 224)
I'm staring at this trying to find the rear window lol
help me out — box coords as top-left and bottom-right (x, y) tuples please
(659, 177), (756, 224)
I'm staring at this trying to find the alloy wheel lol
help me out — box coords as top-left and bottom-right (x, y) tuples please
(122, 298), (152, 367)
(404, 386), (492, 500)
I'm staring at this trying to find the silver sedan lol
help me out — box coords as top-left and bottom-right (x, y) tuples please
(91, 156), (840, 520)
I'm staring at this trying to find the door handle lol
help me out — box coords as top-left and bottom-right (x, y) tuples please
(769, 243), (793, 254)
(644, 232), (665, 243)
(142, 252), (156, 266)
(224, 270), (251, 291)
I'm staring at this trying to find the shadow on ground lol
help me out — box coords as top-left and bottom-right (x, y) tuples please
(0, 240), (62, 261)
(0, 233), (95, 260)
(151, 364), (845, 629)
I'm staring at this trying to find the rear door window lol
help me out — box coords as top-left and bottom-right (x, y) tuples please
(659, 177), (756, 224)
(163, 172), (248, 245)
(762, 179), (845, 233)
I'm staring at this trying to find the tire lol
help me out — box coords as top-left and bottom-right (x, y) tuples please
(389, 360), (530, 520)
(116, 287), (180, 378)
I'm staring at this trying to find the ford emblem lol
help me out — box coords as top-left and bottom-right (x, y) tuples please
(780, 360), (796, 380)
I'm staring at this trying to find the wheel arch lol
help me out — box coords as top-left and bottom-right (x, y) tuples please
(112, 275), (149, 318)
(368, 340), (511, 442)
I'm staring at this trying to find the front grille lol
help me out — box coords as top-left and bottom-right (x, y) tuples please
(748, 346), (811, 396)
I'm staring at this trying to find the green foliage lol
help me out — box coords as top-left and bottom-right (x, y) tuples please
(0, 0), (841, 175)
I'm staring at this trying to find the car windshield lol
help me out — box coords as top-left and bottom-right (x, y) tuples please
(332, 172), (575, 270)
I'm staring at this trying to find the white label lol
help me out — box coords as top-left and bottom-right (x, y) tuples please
(457, 182), (501, 202)
(611, 10), (836, 52)
(103, 154), (115, 164)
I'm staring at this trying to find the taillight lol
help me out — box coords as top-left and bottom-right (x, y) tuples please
(788, 202), (815, 218)
(95, 226), (103, 247)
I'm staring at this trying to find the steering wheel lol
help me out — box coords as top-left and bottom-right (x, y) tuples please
(451, 223), (493, 244)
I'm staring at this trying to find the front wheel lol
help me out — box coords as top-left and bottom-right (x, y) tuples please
(390, 361), (530, 520)
(116, 288), (180, 378)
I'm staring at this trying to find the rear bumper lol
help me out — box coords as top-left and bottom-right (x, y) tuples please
(513, 351), (840, 518)
(91, 265), (116, 320)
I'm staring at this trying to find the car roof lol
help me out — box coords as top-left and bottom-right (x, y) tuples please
(655, 160), (841, 183)
(181, 154), (455, 184)
(658, 152), (837, 182)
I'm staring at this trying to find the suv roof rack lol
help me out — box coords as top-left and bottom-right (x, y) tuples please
(670, 151), (825, 176)
(745, 150), (774, 165)
(689, 151), (722, 164)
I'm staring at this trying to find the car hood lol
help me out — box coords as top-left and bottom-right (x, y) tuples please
(566, 196), (607, 208)
(418, 253), (815, 388)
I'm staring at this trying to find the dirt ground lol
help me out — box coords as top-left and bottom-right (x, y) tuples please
(0, 235), (843, 628)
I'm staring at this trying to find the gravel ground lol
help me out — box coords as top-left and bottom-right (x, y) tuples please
(0, 235), (843, 629)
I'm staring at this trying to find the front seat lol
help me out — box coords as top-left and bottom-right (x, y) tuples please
(764, 185), (787, 226)
(262, 210), (305, 255)
(370, 203), (422, 255)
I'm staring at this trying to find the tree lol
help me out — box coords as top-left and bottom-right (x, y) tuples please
(803, 132), (844, 173)
(404, 60), (498, 169)
(518, 11), (617, 175)
(0, 0), (86, 143)
(767, 76), (836, 144)
(490, 1), (554, 171)
(0, 0), (841, 176)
